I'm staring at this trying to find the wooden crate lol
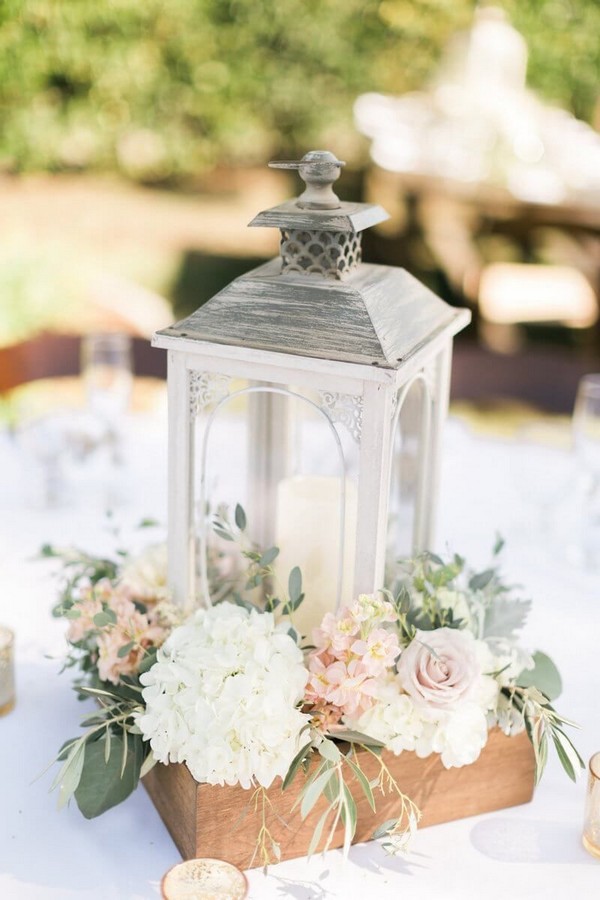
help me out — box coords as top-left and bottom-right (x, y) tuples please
(143, 727), (535, 869)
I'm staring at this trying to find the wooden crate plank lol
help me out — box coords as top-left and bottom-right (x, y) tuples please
(143, 728), (535, 869)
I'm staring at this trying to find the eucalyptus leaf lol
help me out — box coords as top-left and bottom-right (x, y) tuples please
(469, 569), (495, 591)
(56, 741), (86, 809)
(307, 807), (331, 858)
(344, 755), (375, 812)
(234, 504), (247, 531)
(138, 647), (158, 675)
(341, 783), (357, 855)
(64, 609), (81, 620)
(326, 729), (384, 750)
(282, 742), (313, 792)
(517, 651), (562, 701)
(318, 739), (341, 763)
(287, 626), (299, 645)
(288, 566), (302, 603)
(93, 610), (116, 628)
(291, 593), (305, 612)
(117, 641), (135, 659)
(426, 552), (444, 565)
(104, 729), (112, 764)
(300, 767), (335, 820)
(552, 726), (585, 771)
(551, 733), (577, 782)
(372, 818), (398, 840)
(323, 773), (338, 804)
(75, 733), (143, 818)
(232, 595), (259, 613)
(259, 547), (279, 567)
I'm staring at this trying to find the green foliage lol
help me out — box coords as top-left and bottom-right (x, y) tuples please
(47, 680), (150, 817)
(517, 650), (562, 701)
(75, 731), (145, 818)
(505, 0), (600, 122)
(1, 2), (597, 181)
(212, 504), (306, 634)
(508, 684), (584, 785)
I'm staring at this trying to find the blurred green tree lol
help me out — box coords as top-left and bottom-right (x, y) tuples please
(0, 1), (597, 181)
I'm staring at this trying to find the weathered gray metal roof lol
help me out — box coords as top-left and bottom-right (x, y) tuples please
(249, 200), (388, 234)
(155, 258), (465, 368)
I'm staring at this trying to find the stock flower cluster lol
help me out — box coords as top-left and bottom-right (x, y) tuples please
(66, 544), (175, 684)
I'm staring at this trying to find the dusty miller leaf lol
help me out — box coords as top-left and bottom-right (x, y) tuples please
(483, 596), (531, 639)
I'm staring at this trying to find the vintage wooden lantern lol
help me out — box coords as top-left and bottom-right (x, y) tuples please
(152, 150), (470, 636)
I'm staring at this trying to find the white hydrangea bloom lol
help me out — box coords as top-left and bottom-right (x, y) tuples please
(344, 673), (424, 754)
(486, 638), (535, 687)
(137, 604), (310, 789)
(423, 702), (490, 768)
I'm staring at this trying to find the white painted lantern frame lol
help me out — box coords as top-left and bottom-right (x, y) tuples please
(153, 151), (470, 618)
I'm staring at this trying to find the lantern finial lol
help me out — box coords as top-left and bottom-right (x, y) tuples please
(269, 150), (346, 210)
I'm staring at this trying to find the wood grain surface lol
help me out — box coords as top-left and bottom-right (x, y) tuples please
(143, 728), (535, 869)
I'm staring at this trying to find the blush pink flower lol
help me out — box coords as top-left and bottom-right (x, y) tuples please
(396, 627), (480, 710)
(313, 609), (358, 657)
(96, 592), (170, 684)
(350, 628), (401, 677)
(308, 593), (400, 722)
(306, 656), (376, 717)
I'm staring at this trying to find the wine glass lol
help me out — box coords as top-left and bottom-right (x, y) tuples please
(81, 333), (133, 420)
(81, 333), (133, 464)
(572, 374), (600, 567)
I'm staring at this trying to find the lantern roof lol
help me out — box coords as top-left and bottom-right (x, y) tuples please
(154, 151), (469, 369)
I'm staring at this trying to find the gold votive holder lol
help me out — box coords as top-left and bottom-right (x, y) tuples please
(0, 626), (15, 717)
(161, 858), (248, 900)
(583, 752), (600, 858)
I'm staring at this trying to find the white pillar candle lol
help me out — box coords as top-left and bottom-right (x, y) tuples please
(275, 475), (357, 642)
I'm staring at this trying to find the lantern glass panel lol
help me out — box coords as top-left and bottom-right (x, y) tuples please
(386, 377), (429, 572)
(194, 373), (359, 635)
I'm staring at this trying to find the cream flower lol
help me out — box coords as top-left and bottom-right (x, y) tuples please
(119, 543), (169, 603)
(344, 673), (424, 754)
(436, 588), (472, 626)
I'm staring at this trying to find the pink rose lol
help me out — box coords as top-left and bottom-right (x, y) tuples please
(397, 628), (480, 709)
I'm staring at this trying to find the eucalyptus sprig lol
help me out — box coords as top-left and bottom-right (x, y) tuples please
(248, 786), (285, 871)
(212, 503), (305, 641)
(284, 735), (420, 861)
(505, 684), (584, 785)
(45, 683), (151, 817)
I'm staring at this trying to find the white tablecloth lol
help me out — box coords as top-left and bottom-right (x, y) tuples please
(1, 412), (598, 899)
